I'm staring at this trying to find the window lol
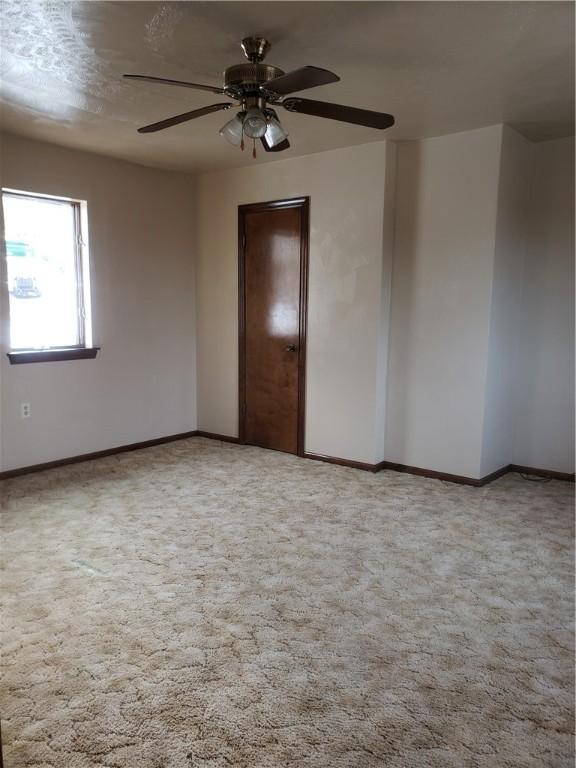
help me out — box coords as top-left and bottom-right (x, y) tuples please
(2, 189), (98, 363)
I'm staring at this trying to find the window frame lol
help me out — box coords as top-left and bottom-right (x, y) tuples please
(2, 188), (99, 364)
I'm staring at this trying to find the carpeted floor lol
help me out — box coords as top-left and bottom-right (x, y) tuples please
(1, 437), (574, 768)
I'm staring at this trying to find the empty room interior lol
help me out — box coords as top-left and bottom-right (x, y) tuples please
(0, 1), (574, 766)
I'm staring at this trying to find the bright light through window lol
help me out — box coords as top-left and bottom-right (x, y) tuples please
(2, 190), (92, 351)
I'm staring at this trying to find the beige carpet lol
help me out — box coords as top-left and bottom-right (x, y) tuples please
(1, 437), (574, 768)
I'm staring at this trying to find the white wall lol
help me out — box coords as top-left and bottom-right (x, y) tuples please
(1, 128), (572, 477)
(195, 141), (396, 465)
(480, 126), (533, 476)
(513, 137), (575, 473)
(386, 126), (574, 478)
(0, 134), (197, 472)
(385, 126), (503, 478)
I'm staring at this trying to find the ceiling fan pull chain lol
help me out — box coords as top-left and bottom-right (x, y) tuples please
(252, 139), (257, 159)
(240, 130), (245, 151)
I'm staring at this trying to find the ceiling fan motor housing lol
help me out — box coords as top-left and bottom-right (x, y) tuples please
(224, 63), (284, 95)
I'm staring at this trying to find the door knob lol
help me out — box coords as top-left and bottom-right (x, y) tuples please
(285, 344), (297, 352)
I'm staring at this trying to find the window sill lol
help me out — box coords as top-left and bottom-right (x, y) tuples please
(7, 347), (100, 365)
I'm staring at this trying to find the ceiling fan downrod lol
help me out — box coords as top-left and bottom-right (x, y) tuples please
(240, 37), (271, 64)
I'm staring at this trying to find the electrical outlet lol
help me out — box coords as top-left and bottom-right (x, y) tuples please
(21, 402), (31, 419)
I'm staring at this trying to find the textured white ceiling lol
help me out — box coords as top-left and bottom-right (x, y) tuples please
(0, 1), (574, 172)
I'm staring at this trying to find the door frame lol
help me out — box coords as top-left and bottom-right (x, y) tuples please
(238, 196), (310, 456)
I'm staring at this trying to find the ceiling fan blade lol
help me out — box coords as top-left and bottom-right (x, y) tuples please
(263, 66), (339, 96)
(260, 136), (291, 153)
(138, 103), (232, 133)
(124, 74), (225, 95)
(282, 98), (395, 129)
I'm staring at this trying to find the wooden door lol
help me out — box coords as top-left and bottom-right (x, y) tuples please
(239, 198), (309, 455)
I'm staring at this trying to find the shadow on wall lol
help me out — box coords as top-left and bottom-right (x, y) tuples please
(385, 141), (422, 461)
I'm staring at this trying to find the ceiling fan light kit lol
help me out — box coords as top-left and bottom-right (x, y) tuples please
(219, 113), (245, 146)
(125, 37), (394, 157)
(264, 111), (289, 147)
(243, 106), (268, 139)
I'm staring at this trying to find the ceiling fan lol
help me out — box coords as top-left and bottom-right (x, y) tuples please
(124, 37), (395, 157)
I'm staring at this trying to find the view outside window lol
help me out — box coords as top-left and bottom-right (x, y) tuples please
(3, 191), (87, 350)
